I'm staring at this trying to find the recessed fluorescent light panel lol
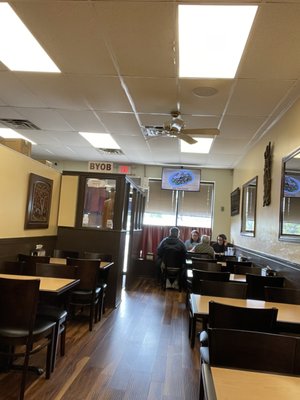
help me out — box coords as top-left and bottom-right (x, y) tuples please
(178, 5), (258, 78)
(181, 138), (213, 154)
(0, 3), (60, 72)
(0, 128), (36, 144)
(79, 132), (120, 149)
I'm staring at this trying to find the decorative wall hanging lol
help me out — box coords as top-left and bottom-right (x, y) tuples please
(25, 173), (53, 229)
(231, 187), (240, 216)
(263, 142), (272, 206)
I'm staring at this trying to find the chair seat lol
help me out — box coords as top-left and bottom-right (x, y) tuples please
(37, 305), (68, 321)
(70, 287), (101, 303)
(0, 319), (55, 341)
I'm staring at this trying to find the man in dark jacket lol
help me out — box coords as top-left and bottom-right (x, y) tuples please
(157, 227), (187, 289)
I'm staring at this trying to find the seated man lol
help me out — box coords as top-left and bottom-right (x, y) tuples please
(192, 234), (215, 259)
(157, 227), (187, 289)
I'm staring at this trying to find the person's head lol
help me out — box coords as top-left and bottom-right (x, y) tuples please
(190, 230), (200, 242)
(201, 234), (210, 244)
(169, 227), (180, 238)
(217, 234), (227, 244)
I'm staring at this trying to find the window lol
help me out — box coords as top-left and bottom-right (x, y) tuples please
(144, 179), (214, 227)
(82, 178), (116, 229)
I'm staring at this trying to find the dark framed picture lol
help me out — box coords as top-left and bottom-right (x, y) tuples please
(231, 187), (240, 216)
(25, 173), (53, 229)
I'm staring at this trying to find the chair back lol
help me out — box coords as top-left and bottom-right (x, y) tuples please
(191, 257), (218, 264)
(246, 273), (285, 300)
(225, 260), (252, 273)
(0, 277), (40, 333)
(208, 300), (278, 332)
(162, 247), (185, 269)
(264, 286), (300, 304)
(53, 249), (79, 258)
(233, 265), (262, 275)
(66, 258), (100, 290)
(36, 263), (78, 279)
(191, 261), (221, 272)
(207, 328), (299, 375)
(0, 261), (24, 275)
(191, 253), (214, 260)
(200, 280), (247, 299)
(192, 270), (230, 294)
(18, 254), (50, 275)
(84, 252), (112, 262)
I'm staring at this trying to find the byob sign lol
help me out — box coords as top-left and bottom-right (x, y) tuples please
(88, 162), (113, 173)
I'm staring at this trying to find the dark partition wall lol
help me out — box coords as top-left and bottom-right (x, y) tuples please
(56, 172), (146, 309)
(56, 227), (126, 308)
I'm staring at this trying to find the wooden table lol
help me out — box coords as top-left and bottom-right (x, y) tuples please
(200, 363), (300, 400)
(50, 257), (113, 270)
(190, 294), (300, 347)
(0, 273), (79, 295)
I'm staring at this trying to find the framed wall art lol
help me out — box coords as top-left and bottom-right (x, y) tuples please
(230, 187), (240, 216)
(24, 173), (53, 229)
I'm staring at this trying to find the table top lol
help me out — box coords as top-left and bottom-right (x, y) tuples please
(191, 294), (300, 324)
(0, 273), (79, 295)
(50, 257), (113, 269)
(210, 366), (300, 400)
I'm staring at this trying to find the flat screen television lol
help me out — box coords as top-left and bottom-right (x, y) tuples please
(284, 174), (300, 197)
(161, 168), (201, 191)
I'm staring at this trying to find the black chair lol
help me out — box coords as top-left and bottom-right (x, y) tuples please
(161, 248), (186, 291)
(66, 258), (102, 331)
(199, 300), (278, 350)
(36, 263), (78, 371)
(0, 260), (24, 274)
(191, 256), (217, 263)
(192, 270), (230, 294)
(83, 252), (112, 317)
(264, 286), (300, 334)
(205, 327), (299, 375)
(53, 249), (79, 258)
(0, 277), (56, 400)
(18, 254), (50, 275)
(246, 273), (285, 300)
(191, 253), (214, 260)
(186, 263), (222, 306)
(233, 264), (262, 275)
(264, 286), (300, 304)
(225, 260), (252, 273)
(191, 261), (222, 272)
(84, 251), (112, 262)
(199, 280), (248, 299)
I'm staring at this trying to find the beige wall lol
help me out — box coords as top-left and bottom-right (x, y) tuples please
(232, 99), (300, 263)
(58, 175), (79, 227)
(0, 144), (61, 238)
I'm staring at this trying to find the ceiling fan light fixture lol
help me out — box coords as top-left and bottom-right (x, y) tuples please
(171, 117), (185, 132)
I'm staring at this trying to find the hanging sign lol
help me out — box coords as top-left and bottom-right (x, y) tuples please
(88, 162), (113, 173)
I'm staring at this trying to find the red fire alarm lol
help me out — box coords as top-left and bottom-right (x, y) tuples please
(119, 165), (130, 174)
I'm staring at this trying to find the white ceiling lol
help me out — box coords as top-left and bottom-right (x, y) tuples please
(1, 0), (300, 169)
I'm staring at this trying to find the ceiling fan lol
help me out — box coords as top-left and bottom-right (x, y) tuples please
(143, 111), (220, 144)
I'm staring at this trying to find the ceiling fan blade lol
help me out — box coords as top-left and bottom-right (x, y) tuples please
(176, 133), (198, 144)
(183, 128), (220, 136)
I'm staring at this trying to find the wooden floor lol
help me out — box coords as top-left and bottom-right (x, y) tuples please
(0, 278), (200, 400)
